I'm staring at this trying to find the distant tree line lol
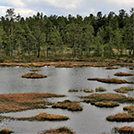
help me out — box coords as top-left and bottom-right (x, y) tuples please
(0, 8), (134, 61)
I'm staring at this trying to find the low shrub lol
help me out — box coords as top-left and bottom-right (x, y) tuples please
(118, 126), (134, 134)
(83, 89), (94, 93)
(68, 89), (78, 92)
(0, 128), (13, 134)
(22, 73), (47, 78)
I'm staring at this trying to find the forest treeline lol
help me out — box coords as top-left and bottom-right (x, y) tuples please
(0, 8), (134, 62)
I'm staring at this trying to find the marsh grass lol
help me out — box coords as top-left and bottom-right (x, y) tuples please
(95, 87), (106, 92)
(81, 93), (134, 104)
(68, 89), (79, 92)
(52, 100), (83, 111)
(0, 93), (65, 114)
(22, 73), (47, 78)
(114, 72), (133, 76)
(123, 105), (134, 116)
(40, 127), (76, 134)
(87, 77), (134, 84)
(3, 112), (69, 121)
(118, 126), (134, 134)
(0, 128), (13, 134)
(94, 101), (119, 108)
(114, 87), (134, 93)
(106, 113), (134, 122)
(83, 89), (94, 93)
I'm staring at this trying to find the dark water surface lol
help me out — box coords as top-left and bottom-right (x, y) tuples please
(0, 66), (134, 134)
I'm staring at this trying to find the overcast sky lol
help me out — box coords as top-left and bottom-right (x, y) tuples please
(0, 0), (134, 18)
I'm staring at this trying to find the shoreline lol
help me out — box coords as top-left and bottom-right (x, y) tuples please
(0, 61), (134, 67)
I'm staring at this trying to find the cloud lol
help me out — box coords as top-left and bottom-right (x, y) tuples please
(108, 0), (134, 5)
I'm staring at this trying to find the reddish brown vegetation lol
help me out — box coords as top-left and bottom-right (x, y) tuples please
(118, 126), (134, 134)
(114, 72), (133, 76)
(106, 113), (134, 122)
(114, 87), (134, 93)
(0, 128), (13, 134)
(94, 101), (119, 108)
(4, 113), (69, 121)
(87, 77), (134, 84)
(22, 73), (47, 78)
(83, 89), (94, 93)
(52, 100), (83, 111)
(0, 93), (65, 114)
(40, 127), (76, 134)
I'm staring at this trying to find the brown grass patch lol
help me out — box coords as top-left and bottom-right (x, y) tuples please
(0, 128), (13, 134)
(22, 73), (47, 78)
(83, 89), (94, 93)
(106, 113), (134, 122)
(123, 105), (134, 116)
(81, 93), (134, 104)
(4, 113), (69, 121)
(0, 93), (65, 114)
(95, 87), (106, 92)
(87, 77), (134, 84)
(40, 127), (76, 134)
(114, 87), (134, 93)
(94, 101), (119, 108)
(68, 89), (78, 92)
(114, 72), (133, 76)
(52, 100), (83, 111)
(118, 126), (134, 134)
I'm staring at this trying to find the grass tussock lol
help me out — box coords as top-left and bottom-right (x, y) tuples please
(83, 89), (94, 93)
(40, 127), (76, 134)
(94, 101), (119, 108)
(123, 105), (134, 116)
(81, 93), (134, 104)
(114, 72), (133, 76)
(22, 73), (47, 78)
(0, 93), (65, 114)
(0, 128), (13, 134)
(114, 87), (134, 93)
(68, 89), (78, 92)
(87, 77), (134, 84)
(95, 87), (106, 92)
(4, 113), (69, 121)
(118, 126), (134, 134)
(52, 100), (83, 111)
(106, 113), (134, 122)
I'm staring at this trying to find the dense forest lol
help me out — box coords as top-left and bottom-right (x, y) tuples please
(0, 8), (134, 62)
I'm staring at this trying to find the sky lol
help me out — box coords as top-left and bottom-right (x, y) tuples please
(0, 0), (134, 18)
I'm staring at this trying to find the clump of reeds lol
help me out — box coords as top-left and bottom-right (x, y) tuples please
(68, 89), (78, 92)
(0, 128), (13, 134)
(95, 87), (106, 92)
(114, 72), (133, 76)
(87, 77), (131, 84)
(52, 100), (83, 111)
(22, 73), (47, 78)
(6, 112), (69, 121)
(40, 127), (76, 134)
(106, 113), (134, 122)
(83, 89), (94, 93)
(94, 101), (119, 108)
(118, 126), (134, 134)
(114, 87), (134, 93)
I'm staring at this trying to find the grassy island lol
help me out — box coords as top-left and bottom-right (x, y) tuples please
(22, 72), (47, 78)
